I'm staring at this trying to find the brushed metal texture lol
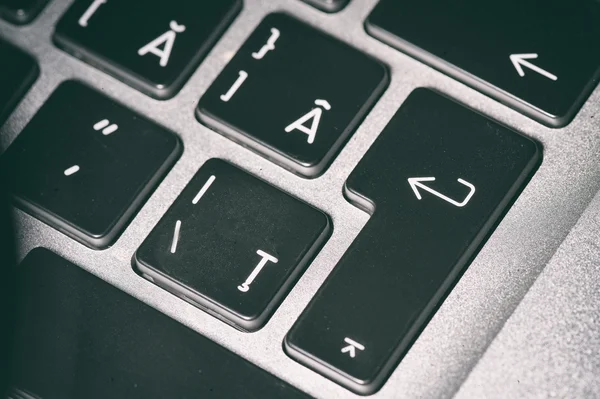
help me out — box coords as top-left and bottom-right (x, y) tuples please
(2, 1), (600, 398)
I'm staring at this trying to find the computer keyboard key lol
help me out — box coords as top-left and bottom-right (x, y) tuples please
(0, 0), (49, 24)
(0, 40), (38, 125)
(0, 81), (181, 249)
(9, 248), (311, 399)
(197, 13), (388, 178)
(300, 0), (349, 13)
(135, 159), (331, 332)
(285, 89), (540, 394)
(366, 0), (600, 127)
(54, 0), (242, 99)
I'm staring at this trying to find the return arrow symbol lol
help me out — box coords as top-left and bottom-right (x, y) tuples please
(408, 177), (476, 208)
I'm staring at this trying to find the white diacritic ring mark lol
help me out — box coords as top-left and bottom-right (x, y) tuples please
(192, 175), (216, 205)
(170, 220), (182, 254)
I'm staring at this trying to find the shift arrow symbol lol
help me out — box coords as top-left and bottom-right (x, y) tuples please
(510, 53), (557, 81)
(408, 177), (476, 208)
(341, 337), (365, 358)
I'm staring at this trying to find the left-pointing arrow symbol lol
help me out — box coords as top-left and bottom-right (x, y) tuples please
(341, 337), (365, 358)
(408, 177), (476, 208)
(509, 53), (557, 81)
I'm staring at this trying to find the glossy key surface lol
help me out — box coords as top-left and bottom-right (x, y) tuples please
(0, 82), (181, 249)
(0, 40), (38, 125)
(135, 159), (331, 331)
(366, 0), (600, 127)
(285, 89), (541, 394)
(0, 0), (49, 24)
(300, 0), (349, 13)
(54, 0), (241, 99)
(9, 248), (312, 399)
(197, 13), (388, 177)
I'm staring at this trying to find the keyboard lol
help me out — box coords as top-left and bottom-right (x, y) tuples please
(1, 0), (599, 398)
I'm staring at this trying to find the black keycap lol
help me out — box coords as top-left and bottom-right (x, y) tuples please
(0, 40), (38, 125)
(197, 13), (388, 178)
(0, 82), (181, 249)
(54, 0), (242, 99)
(0, 149), (16, 397)
(285, 89), (540, 394)
(300, 0), (349, 13)
(9, 248), (312, 399)
(0, 0), (49, 24)
(134, 159), (331, 332)
(366, 0), (600, 128)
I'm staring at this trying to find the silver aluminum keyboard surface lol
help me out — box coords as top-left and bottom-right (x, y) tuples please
(1, 0), (600, 398)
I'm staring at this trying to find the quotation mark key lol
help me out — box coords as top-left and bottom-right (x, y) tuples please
(93, 119), (119, 135)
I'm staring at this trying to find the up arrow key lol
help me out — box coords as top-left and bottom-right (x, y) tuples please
(509, 53), (558, 81)
(341, 337), (365, 358)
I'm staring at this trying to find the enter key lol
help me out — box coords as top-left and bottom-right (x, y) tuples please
(284, 88), (541, 395)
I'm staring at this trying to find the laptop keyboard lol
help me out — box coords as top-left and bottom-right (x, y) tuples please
(0, 81), (181, 249)
(0, 40), (38, 124)
(196, 12), (388, 177)
(1, 0), (598, 398)
(134, 159), (331, 332)
(285, 88), (540, 394)
(366, 0), (600, 127)
(54, 0), (242, 99)
(10, 248), (311, 399)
